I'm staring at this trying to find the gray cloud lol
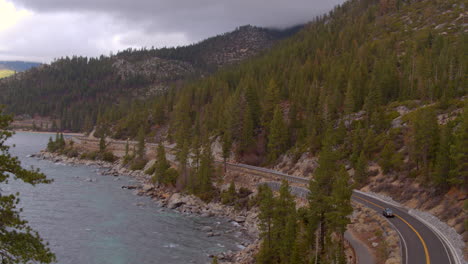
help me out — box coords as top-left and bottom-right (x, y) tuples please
(2, 0), (345, 62)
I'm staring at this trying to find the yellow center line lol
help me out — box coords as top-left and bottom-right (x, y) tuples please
(353, 195), (431, 264)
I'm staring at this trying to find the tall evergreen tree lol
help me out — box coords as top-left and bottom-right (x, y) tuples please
(449, 105), (467, 187)
(222, 125), (232, 172)
(409, 108), (439, 178)
(99, 134), (106, 153)
(326, 167), (353, 264)
(263, 78), (281, 126)
(433, 125), (453, 188)
(257, 185), (275, 263)
(240, 107), (254, 153)
(136, 126), (146, 159)
(275, 181), (297, 264)
(343, 81), (355, 115)
(380, 141), (397, 174)
(308, 133), (336, 261)
(194, 141), (215, 200)
(354, 151), (368, 185)
(267, 106), (288, 163)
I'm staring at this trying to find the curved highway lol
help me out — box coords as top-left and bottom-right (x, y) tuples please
(72, 136), (461, 264)
(224, 161), (460, 264)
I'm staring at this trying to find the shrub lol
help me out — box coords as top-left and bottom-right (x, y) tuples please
(221, 182), (237, 205)
(65, 148), (79, 158)
(145, 163), (156, 175)
(102, 151), (117, 162)
(130, 158), (148, 171)
(80, 151), (99, 160)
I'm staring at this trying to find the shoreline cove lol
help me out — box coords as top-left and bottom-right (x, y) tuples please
(34, 150), (261, 264)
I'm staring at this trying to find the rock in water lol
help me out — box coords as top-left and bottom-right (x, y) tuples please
(201, 226), (213, 232)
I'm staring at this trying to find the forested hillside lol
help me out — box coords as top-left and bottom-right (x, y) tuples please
(0, 25), (299, 131)
(93, 1), (467, 257)
(34, 0), (466, 261)
(96, 0), (466, 188)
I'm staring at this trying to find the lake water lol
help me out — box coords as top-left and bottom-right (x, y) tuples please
(3, 132), (246, 264)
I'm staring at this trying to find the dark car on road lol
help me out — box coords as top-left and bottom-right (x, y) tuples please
(383, 208), (394, 218)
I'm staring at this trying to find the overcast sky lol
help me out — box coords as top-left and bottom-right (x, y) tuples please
(0, 0), (345, 63)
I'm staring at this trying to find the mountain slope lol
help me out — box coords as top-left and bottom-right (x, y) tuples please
(97, 0), (467, 251)
(0, 25), (300, 131)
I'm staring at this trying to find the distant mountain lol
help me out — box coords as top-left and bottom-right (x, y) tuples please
(0, 61), (41, 72)
(0, 25), (301, 131)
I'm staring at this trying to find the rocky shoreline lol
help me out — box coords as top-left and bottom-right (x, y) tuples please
(34, 151), (260, 264)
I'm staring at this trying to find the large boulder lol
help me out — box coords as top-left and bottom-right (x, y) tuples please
(143, 159), (156, 172)
(167, 193), (185, 209)
(141, 184), (154, 192)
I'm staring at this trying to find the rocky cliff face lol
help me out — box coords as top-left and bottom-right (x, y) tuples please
(197, 25), (279, 67)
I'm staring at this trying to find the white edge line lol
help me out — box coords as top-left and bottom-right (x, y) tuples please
(353, 194), (407, 264)
(78, 136), (462, 264)
(408, 211), (462, 264)
(353, 190), (405, 209)
(389, 220), (408, 264)
(355, 190), (461, 264)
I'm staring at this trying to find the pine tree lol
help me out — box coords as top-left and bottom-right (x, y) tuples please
(343, 81), (355, 115)
(267, 106), (288, 163)
(257, 185), (275, 264)
(137, 126), (146, 159)
(449, 106), (467, 187)
(434, 125), (452, 188)
(195, 141), (215, 200)
(99, 134), (106, 153)
(125, 140), (129, 157)
(354, 151), (368, 185)
(380, 141), (396, 174)
(263, 78), (280, 126)
(410, 108), (439, 178)
(244, 79), (261, 127)
(47, 137), (55, 152)
(176, 139), (190, 190)
(240, 107), (254, 152)
(275, 181), (297, 264)
(326, 167), (353, 264)
(222, 125), (232, 172)
(308, 133), (336, 261)
(221, 181), (237, 205)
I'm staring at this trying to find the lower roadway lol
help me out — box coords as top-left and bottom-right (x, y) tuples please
(72, 136), (459, 264)
(226, 161), (458, 264)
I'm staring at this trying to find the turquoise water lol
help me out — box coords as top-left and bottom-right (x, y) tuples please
(3, 132), (246, 264)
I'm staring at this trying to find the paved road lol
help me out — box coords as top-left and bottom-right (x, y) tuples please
(72, 136), (461, 264)
(227, 161), (460, 264)
(345, 231), (376, 264)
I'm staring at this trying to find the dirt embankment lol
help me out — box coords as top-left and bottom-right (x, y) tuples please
(350, 202), (401, 264)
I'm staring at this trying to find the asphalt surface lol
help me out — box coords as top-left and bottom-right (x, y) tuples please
(352, 192), (455, 264)
(345, 231), (376, 264)
(72, 137), (459, 264)
(227, 161), (458, 264)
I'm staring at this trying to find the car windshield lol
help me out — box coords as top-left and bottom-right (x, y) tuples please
(386, 209), (393, 213)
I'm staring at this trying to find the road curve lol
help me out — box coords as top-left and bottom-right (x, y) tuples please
(225, 161), (458, 264)
(71, 136), (460, 264)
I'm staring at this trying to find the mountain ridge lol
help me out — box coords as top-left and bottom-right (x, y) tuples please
(0, 24), (301, 131)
